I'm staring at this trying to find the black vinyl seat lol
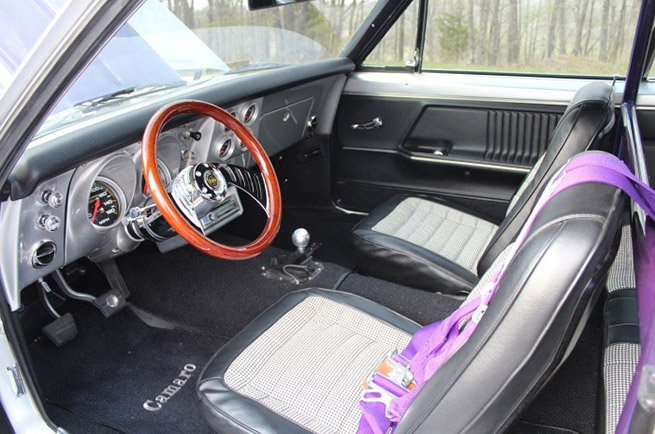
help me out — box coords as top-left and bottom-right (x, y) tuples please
(197, 175), (623, 434)
(351, 82), (615, 294)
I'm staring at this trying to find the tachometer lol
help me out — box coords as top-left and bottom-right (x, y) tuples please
(88, 180), (121, 227)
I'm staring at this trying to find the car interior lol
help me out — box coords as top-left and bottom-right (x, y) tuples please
(1, 1), (654, 434)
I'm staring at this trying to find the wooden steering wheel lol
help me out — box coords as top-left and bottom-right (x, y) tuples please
(142, 100), (282, 260)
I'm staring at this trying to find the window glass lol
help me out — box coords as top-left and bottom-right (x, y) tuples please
(0, 0), (64, 96)
(423, 0), (640, 76)
(363, 1), (420, 67)
(164, 0), (377, 70)
(36, 0), (377, 136)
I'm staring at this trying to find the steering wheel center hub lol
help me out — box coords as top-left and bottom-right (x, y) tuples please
(193, 163), (227, 201)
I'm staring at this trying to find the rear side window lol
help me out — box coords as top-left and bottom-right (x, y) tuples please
(366, 0), (641, 77)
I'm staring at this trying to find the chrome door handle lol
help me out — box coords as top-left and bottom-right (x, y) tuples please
(351, 117), (383, 130)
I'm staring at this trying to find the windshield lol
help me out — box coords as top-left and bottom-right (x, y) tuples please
(33, 0), (377, 137)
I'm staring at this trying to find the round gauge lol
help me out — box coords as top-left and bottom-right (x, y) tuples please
(224, 112), (238, 133)
(88, 181), (121, 227)
(218, 138), (234, 161)
(243, 104), (258, 124)
(142, 161), (171, 197)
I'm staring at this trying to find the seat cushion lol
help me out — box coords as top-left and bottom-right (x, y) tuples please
(351, 194), (497, 294)
(197, 288), (419, 434)
(606, 223), (636, 292)
(604, 343), (640, 434)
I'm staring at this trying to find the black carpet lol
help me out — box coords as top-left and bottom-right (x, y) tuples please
(274, 206), (362, 268)
(31, 307), (225, 434)
(116, 240), (349, 337)
(510, 314), (603, 434)
(44, 402), (123, 434)
(508, 420), (580, 434)
(336, 272), (463, 326)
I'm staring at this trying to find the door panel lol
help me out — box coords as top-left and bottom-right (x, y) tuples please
(332, 72), (598, 220)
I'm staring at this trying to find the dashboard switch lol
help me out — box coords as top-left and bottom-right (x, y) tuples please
(42, 190), (64, 208)
(38, 214), (61, 232)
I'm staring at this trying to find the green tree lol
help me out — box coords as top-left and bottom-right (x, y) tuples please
(436, 10), (468, 62)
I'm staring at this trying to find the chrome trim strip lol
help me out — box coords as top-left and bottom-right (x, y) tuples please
(407, 154), (531, 174)
(333, 204), (368, 216)
(342, 146), (532, 174)
(622, 104), (649, 232)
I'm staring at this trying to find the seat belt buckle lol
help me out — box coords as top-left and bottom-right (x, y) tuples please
(362, 351), (416, 391)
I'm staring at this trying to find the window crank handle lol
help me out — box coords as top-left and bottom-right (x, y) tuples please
(351, 117), (383, 130)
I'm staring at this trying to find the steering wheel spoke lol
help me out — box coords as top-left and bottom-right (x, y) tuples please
(219, 164), (268, 215)
(142, 100), (281, 259)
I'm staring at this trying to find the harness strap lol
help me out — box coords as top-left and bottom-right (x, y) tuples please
(358, 152), (655, 434)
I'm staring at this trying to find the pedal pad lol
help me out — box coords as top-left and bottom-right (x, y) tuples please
(42, 313), (77, 347)
(93, 288), (128, 318)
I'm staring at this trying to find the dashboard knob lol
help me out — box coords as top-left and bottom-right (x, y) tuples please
(38, 214), (60, 232)
(42, 190), (63, 208)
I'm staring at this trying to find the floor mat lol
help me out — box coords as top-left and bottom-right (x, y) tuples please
(31, 307), (226, 434)
(116, 240), (349, 337)
(274, 206), (362, 268)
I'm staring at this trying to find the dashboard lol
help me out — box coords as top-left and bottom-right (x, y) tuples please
(0, 69), (342, 311)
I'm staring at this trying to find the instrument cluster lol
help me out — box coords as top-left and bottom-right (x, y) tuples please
(0, 99), (264, 305)
(213, 101), (261, 163)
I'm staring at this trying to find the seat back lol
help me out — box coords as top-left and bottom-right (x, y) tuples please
(396, 180), (624, 434)
(477, 82), (615, 275)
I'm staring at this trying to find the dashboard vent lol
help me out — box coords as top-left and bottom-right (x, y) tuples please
(32, 241), (56, 268)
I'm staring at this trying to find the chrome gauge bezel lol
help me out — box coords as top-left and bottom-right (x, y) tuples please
(217, 138), (235, 162)
(88, 176), (126, 230)
(141, 159), (172, 198)
(241, 103), (258, 125)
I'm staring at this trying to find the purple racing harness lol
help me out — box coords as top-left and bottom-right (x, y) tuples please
(357, 152), (655, 434)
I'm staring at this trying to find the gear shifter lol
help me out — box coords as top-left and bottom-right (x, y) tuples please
(262, 228), (323, 284)
(292, 228), (310, 254)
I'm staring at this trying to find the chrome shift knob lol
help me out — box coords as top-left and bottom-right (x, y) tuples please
(292, 228), (310, 253)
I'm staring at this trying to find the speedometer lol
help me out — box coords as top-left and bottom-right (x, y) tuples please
(88, 181), (121, 227)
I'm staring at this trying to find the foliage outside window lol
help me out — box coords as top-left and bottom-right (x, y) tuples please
(367, 0), (641, 77)
(163, 0), (377, 70)
(365, 1), (419, 67)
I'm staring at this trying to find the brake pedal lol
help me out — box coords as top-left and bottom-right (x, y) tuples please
(42, 313), (77, 347)
(38, 278), (78, 346)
